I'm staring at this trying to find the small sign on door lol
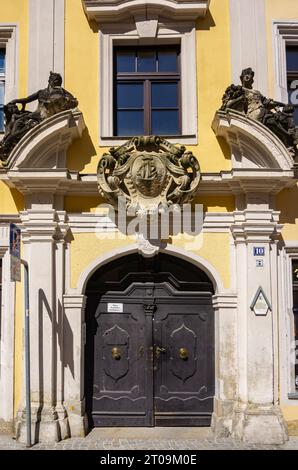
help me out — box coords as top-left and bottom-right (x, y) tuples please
(108, 303), (123, 313)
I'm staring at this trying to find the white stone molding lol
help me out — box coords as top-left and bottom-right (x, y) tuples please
(63, 294), (88, 438)
(3, 110), (85, 171)
(211, 293), (238, 438)
(15, 206), (71, 444)
(212, 110), (295, 172)
(273, 22), (298, 103)
(66, 211), (234, 234)
(0, 24), (19, 105)
(278, 243), (298, 407)
(83, 0), (210, 22)
(229, 0), (268, 96)
(99, 21), (197, 145)
(28, 0), (65, 100)
(228, 209), (288, 444)
(0, 225), (16, 427)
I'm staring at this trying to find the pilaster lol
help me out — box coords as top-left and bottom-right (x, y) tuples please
(229, 206), (288, 444)
(62, 294), (88, 437)
(15, 205), (70, 444)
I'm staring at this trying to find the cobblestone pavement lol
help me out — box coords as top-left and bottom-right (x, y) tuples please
(0, 428), (298, 450)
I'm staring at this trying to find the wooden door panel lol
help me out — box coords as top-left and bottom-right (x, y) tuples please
(154, 300), (214, 426)
(92, 302), (153, 426)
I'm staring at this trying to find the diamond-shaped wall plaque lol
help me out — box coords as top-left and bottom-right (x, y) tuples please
(250, 287), (272, 316)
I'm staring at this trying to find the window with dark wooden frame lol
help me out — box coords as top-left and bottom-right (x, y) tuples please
(286, 45), (298, 125)
(114, 46), (181, 137)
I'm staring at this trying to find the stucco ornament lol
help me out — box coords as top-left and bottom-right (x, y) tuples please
(220, 67), (298, 158)
(97, 136), (201, 214)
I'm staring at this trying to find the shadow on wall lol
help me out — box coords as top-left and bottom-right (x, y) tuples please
(38, 288), (75, 406)
(277, 185), (298, 225)
(195, 10), (216, 31)
(66, 127), (97, 172)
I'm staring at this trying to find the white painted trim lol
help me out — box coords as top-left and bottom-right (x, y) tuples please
(83, 0), (210, 22)
(66, 211), (234, 233)
(0, 24), (19, 104)
(212, 110), (295, 171)
(71, 243), (227, 296)
(28, 0), (65, 98)
(0, 225), (15, 423)
(279, 244), (298, 407)
(229, 0), (268, 96)
(273, 21), (298, 103)
(99, 21), (198, 145)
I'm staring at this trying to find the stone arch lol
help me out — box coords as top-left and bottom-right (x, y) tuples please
(75, 243), (226, 296)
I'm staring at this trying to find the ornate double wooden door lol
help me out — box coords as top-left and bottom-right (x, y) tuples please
(87, 273), (215, 427)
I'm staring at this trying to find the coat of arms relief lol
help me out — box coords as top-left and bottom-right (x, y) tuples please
(97, 136), (201, 215)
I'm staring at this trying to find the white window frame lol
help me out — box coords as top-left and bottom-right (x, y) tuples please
(99, 21), (198, 146)
(273, 21), (298, 103)
(0, 24), (19, 135)
(279, 243), (298, 406)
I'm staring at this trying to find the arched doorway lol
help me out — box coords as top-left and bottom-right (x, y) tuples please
(84, 253), (215, 428)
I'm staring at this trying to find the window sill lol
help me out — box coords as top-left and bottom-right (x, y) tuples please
(288, 392), (298, 400)
(99, 134), (197, 147)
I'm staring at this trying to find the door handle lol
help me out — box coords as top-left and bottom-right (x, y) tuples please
(154, 345), (166, 359)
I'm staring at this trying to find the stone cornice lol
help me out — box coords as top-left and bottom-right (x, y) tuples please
(82, 0), (210, 22)
(1, 168), (295, 196)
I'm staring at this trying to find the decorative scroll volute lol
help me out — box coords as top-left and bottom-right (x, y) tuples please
(97, 136), (201, 213)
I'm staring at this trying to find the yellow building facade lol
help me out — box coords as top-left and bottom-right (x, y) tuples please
(0, 0), (297, 444)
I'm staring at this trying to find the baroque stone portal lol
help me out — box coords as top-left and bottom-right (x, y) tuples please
(0, 72), (78, 162)
(97, 136), (201, 214)
(220, 67), (298, 158)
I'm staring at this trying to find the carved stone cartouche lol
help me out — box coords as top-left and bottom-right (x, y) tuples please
(0, 72), (78, 162)
(97, 136), (201, 214)
(220, 67), (298, 158)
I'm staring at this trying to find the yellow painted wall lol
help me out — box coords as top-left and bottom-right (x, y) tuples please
(0, 0), (28, 215)
(70, 231), (231, 290)
(64, 0), (232, 174)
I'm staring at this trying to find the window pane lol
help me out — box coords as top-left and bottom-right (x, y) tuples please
(116, 51), (135, 73)
(158, 50), (178, 72)
(117, 83), (143, 108)
(137, 51), (156, 72)
(116, 110), (144, 136)
(152, 110), (179, 135)
(287, 46), (298, 72)
(0, 49), (5, 74)
(152, 82), (178, 108)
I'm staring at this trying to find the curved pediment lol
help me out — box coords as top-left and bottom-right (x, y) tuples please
(82, 0), (210, 22)
(2, 109), (85, 170)
(212, 110), (295, 172)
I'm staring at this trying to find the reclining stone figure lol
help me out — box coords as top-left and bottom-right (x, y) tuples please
(220, 67), (298, 158)
(0, 72), (78, 162)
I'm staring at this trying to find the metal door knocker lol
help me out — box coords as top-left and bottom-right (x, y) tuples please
(111, 347), (121, 360)
(179, 347), (189, 360)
